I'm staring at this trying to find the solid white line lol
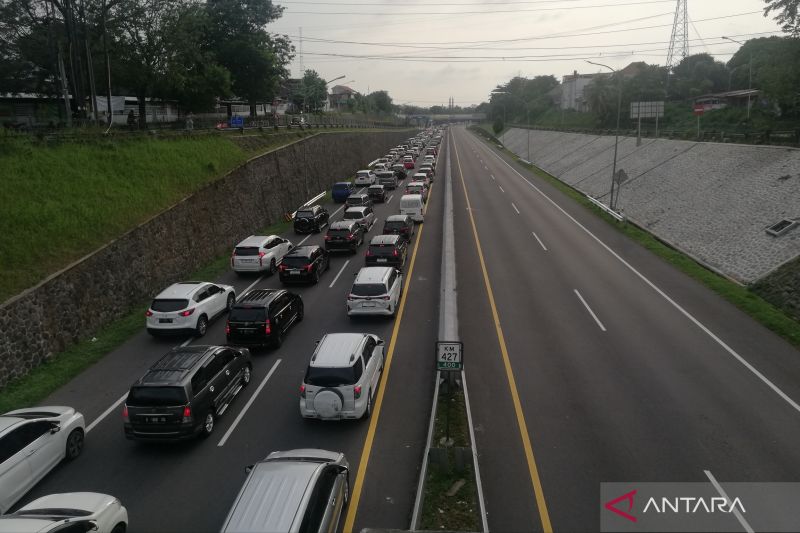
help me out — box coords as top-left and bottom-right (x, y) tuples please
(477, 131), (800, 415)
(574, 289), (607, 332)
(329, 259), (351, 288)
(86, 392), (128, 433)
(463, 371), (490, 532)
(180, 337), (193, 347)
(532, 231), (548, 251)
(499, 185), (505, 193)
(242, 274), (265, 295)
(297, 234), (312, 246)
(410, 371), (441, 530)
(704, 470), (754, 533)
(511, 202), (520, 215)
(388, 194), (394, 203)
(331, 204), (345, 217)
(490, 174), (495, 180)
(217, 359), (282, 447)
(484, 165), (488, 170)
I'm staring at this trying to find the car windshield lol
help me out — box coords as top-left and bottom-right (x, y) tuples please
(295, 210), (314, 218)
(305, 366), (359, 387)
(127, 386), (187, 406)
(282, 256), (311, 267)
(351, 282), (387, 296)
(235, 246), (260, 256)
(150, 299), (189, 312)
(229, 307), (267, 321)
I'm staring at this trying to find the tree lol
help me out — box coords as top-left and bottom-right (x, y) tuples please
(584, 74), (616, 126)
(669, 53), (728, 100)
(732, 36), (800, 117)
(764, 0), (800, 36)
(300, 69), (326, 112)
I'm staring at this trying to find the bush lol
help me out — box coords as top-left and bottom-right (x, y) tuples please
(492, 118), (504, 134)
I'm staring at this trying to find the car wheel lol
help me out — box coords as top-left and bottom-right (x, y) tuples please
(200, 411), (215, 437)
(242, 365), (251, 387)
(314, 223), (321, 233)
(326, 258), (331, 271)
(343, 477), (351, 507)
(362, 392), (372, 419)
(313, 268), (320, 284)
(226, 293), (235, 312)
(269, 258), (277, 274)
(389, 305), (396, 318)
(110, 524), (127, 533)
(273, 329), (284, 348)
(65, 428), (84, 460)
(195, 315), (208, 337)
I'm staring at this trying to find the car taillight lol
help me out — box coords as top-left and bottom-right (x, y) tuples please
(279, 264), (287, 271)
(145, 309), (153, 317)
(366, 249), (372, 256)
(265, 319), (271, 335)
(347, 294), (356, 301)
(258, 251), (266, 266)
(225, 320), (230, 335)
(179, 308), (195, 317)
(182, 406), (192, 422)
(230, 249), (236, 267)
(300, 384), (306, 398)
(381, 296), (390, 300)
(354, 385), (362, 399)
(392, 249), (399, 256)
(305, 263), (313, 272)
(347, 233), (355, 240)
(122, 405), (129, 422)
(324, 234), (332, 241)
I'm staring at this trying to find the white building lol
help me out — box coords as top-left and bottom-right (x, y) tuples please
(560, 71), (603, 112)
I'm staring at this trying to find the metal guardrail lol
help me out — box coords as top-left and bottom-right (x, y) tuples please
(586, 195), (626, 222)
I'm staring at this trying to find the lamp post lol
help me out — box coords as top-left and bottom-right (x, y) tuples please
(587, 60), (622, 211)
(722, 36), (752, 120)
(490, 89), (508, 144)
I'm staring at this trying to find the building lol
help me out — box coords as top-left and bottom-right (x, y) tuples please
(560, 71), (604, 112)
(693, 89), (761, 111)
(328, 85), (357, 111)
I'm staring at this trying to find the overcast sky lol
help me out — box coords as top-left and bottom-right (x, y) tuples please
(268, 0), (782, 107)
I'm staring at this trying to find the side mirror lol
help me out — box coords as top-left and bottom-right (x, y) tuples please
(245, 464), (254, 474)
(49, 422), (61, 434)
(376, 339), (385, 346)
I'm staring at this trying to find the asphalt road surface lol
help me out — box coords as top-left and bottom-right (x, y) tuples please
(20, 136), (443, 533)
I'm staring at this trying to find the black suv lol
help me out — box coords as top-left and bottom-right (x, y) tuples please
(383, 214), (415, 243)
(226, 289), (303, 348)
(367, 184), (387, 203)
(123, 345), (252, 440)
(365, 234), (408, 268)
(325, 220), (366, 253)
(279, 245), (330, 284)
(294, 205), (329, 234)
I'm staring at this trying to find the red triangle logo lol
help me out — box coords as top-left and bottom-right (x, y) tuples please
(605, 489), (638, 523)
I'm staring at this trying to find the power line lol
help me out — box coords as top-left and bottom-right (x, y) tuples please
(279, 0), (661, 4)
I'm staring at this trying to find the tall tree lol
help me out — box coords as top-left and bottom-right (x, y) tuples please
(764, 0), (800, 36)
(300, 69), (326, 112)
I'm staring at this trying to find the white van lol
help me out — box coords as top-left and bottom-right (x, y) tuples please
(400, 194), (424, 222)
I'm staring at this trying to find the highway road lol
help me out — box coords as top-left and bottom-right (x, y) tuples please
(19, 135), (444, 532)
(450, 125), (800, 532)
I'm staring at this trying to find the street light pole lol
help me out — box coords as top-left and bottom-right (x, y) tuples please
(722, 36), (752, 120)
(587, 60), (622, 211)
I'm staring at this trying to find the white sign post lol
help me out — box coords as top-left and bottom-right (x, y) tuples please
(436, 341), (463, 371)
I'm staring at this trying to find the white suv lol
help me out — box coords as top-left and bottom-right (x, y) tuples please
(354, 170), (376, 186)
(231, 235), (293, 275)
(0, 492), (128, 533)
(347, 267), (403, 317)
(300, 333), (385, 420)
(146, 281), (235, 337)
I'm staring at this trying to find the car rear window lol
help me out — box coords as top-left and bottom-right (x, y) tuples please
(369, 245), (394, 256)
(344, 211), (363, 219)
(127, 386), (187, 406)
(229, 307), (267, 321)
(305, 366), (360, 387)
(282, 256), (311, 268)
(328, 229), (352, 237)
(151, 299), (189, 312)
(235, 246), (260, 256)
(333, 184), (350, 191)
(384, 221), (406, 230)
(296, 210), (314, 218)
(352, 282), (387, 296)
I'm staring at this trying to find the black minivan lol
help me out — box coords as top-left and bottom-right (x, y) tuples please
(226, 289), (303, 348)
(123, 345), (252, 440)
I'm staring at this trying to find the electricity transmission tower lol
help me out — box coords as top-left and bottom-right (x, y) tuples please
(666, 0), (689, 70)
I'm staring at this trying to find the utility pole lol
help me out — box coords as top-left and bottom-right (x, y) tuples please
(587, 60), (622, 211)
(722, 36), (753, 120)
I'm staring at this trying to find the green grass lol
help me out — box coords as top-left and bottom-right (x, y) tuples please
(0, 218), (291, 413)
(468, 127), (800, 349)
(420, 387), (481, 532)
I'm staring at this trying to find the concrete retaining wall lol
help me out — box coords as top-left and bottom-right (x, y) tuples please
(502, 128), (800, 284)
(0, 130), (410, 388)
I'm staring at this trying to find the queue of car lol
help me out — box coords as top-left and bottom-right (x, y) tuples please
(0, 127), (446, 533)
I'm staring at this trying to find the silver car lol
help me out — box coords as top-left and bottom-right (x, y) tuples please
(343, 206), (375, 231)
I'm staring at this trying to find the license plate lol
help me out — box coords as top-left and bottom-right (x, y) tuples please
(362, 302), (376, 307)
(159, 318), (173, 323)
(146, 416), (166, 424)
(290, 270), (301, 275)
(377, 258), (387, 263)
(239, 259), (255, 263)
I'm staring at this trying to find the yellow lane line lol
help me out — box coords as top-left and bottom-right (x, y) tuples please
(452, 130), (554, 533)
(343, 182), (434, 532)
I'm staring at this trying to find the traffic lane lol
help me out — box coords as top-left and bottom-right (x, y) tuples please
(450, 132), (544, 532)
(465, 127), (800, 413)
(352, 154), (444, 530)
(455, 127), (800, 529)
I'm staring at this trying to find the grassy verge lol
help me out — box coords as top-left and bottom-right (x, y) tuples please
(467, 127), (800, 349)
(420, 386), (481, 532)
(0, 218), (291, 413)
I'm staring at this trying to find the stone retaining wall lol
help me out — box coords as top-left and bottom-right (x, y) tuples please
(501, 128), (800, 284)
(0, 130), (410, 388)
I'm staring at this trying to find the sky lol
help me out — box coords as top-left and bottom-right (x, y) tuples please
(267, 0), (784, 108)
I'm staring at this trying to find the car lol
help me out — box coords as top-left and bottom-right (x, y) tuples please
(123, 345), (252, 440)
(294, 205), (329, 234)
(423, 154), (436, 167)
(332, 181), (355, 203)
(400, 194), (424, 222)
(221, 450), (349, 533)
(390, 164), (408, 180)
(0, 407), (85, 514)
(402, 156), (415, 170)
(226, 289), (303, 348)
(325, 220), (367, 253)
(300, 333), (385, 419)
(0, 493), (128, 533)
(376, 171), (397, 190)
(354, 170), (376, 186)
(365, 234), (408, 268)
(231, 235), (293, 275)
(343, 206), (376, 231)
(372, 163), (388, 173)
(146, 281), (235, 337)
(406, 181), (429, 202)
(279, 245), (330, 284)
(345, 193), (373, 209)
(383, 214), (415, 242)
(367, 184), (387, 203)
(412, 172), (430, 187)
(419, 163), (435, 178)
(346, 266), (403, 318)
